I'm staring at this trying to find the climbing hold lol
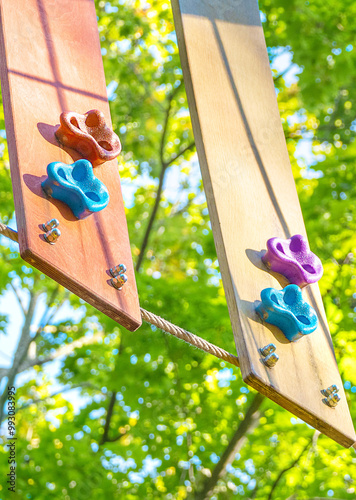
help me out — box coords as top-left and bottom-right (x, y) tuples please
(41, 159), (109, 219)
(262, 234), (323, 288)
(256, 284), (318, 342)
(55, 109), (122, 166)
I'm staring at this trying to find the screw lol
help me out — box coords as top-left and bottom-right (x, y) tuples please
(323, 392), (341, 408)
(109, 263), (127, 278)
(42, 218), (59, 232)
(44, 228), (61, 244)
(321, 385), (339, 397)
(259, 343), (276, 357)
(110, 273), (128, 290)
(262, 352), (279, 368)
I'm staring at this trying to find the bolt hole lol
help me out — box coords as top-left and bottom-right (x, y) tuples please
(72, 163), (88, 182)
(276, 243), (285, 254)
(85, 192), (100, 202)
(85, 112), (100, 128)
(302, 264), (316, 274)
(98, 140), (113, 151)
(57, 168), (67, 180)
(283, 288), (296, 305)
(290, 237), (302, 253)
(271, 294), (279, 305)
(70, 117), (79, 129)
(296, 315), (310, 325)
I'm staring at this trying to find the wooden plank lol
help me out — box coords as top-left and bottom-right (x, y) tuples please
(0, 0), (141, 331)
(171, 0), (356, 447)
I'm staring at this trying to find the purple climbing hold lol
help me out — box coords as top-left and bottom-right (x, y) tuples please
(262, 234), (323, 288)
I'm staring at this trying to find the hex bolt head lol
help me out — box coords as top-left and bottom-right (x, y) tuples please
(262, 352), (279, 368)
(321, 385), (339, 397)
(323, 392), (341, 408)
(44, 228), (61, 244)
(110, 273), (128, 290)
(259, 343), (276, 357)
(42, 218), (59, 232)
(109, 263), (127, 278)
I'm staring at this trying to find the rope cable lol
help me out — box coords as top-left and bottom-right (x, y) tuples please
(0, 223), (240, 367)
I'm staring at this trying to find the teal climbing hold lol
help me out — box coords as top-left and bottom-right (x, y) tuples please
(41, 159), (109, 219)
(256, 284), (318, 342)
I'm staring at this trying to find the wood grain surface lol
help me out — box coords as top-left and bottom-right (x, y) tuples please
(171, 0), (356, 447)
(0, 0), (141, 331)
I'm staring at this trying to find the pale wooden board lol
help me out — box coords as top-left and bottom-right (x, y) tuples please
(0, 0), (141, 331)
(171, 0), (356, 447)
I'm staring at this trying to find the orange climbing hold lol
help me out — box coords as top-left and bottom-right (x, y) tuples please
(55, 109), (122, 166)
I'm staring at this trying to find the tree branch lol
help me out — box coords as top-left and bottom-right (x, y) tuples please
(100, 391), (118, 445)
(99, 335), (125, 445)
(0, 332), (103, 378)
(0, 290), (39, 422)
(135, 84), (194, 272)
(9, 282), (27, 315)
(135, 141), (195, 273)
(34, 285), (65, 338)
(135, 86), (180, 272)
(273, 63), (294, 84)
(101, 429), (127, 443)
(136, 159), (168, 272)
(163, 140), (195, 169)
(196, 393), (265, 500)
(159, 83), (182, 166)
(267, 437), (313, 500)
(15, 382), (101, 413)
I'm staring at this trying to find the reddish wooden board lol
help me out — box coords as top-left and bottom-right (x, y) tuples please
(0, 0), (141, 331)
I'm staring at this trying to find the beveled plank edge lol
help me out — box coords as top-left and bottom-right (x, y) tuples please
(20, 245), (142, 332)
(245, 370), (356, 448)
(0, 2), (30, 253)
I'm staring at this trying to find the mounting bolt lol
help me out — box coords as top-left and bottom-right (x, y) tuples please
(110, 273), (128, 290)
(42, 218), (59, 232)
(44, 227), (61, 244)
(259, 343), (276, 357)
(109, 263), (127, 278)
(259, 344), (278, 368)
(262, 352), (279, 368)
(321, 385), (340, 408)
(323, 392), (341, 408)
(321, 385), (339, 397)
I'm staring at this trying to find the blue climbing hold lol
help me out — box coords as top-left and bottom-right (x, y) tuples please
(256, 284), (318, 342)
(41, 159), (109, 219)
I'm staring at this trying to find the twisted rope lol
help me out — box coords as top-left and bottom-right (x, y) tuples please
(0, 222), (19, 242)
(140, 308), (239, 367)
(0, 223), (239, 367)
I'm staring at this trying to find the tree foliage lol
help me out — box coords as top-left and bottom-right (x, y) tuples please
(0, 0), (356, 499)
